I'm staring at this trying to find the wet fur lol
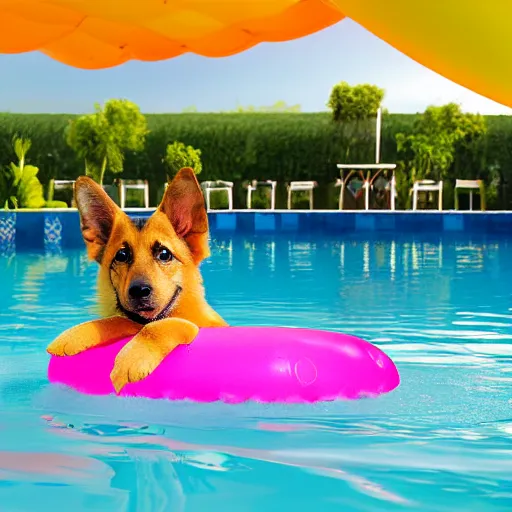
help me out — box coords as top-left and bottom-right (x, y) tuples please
(47, 168), (227, 393)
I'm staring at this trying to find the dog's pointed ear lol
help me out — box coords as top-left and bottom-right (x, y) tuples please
(159, 167), (209, 264)
(74, 176), (120, 262)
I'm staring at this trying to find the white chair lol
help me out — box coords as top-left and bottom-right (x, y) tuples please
(246, 180), (277, 209)
(287, 181), (317, 210)
(116, 179), (149, 209)
(201, 180), (234, 210)
(411, 180), (443, 211)
(454, 179), (485, 211)
(49, 179), (76, 206)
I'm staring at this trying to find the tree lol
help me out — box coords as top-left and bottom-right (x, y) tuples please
(327, 82), (385, 162)
(164, 141), (202, 178)
(395, 103), (487, 208)
(66, 99), (148, 185)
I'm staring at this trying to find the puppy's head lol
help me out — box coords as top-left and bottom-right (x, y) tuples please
(75, 168), (209, 324)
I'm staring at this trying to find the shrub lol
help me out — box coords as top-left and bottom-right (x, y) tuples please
(0, 136), (46, 209)
(164, 141), (202, 178)
(46, 200), (69, 208)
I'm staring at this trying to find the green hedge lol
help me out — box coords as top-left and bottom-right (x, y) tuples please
(0, 112), (511, 209)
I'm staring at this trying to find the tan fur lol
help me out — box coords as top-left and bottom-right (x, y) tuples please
(47, 168), (227, 393)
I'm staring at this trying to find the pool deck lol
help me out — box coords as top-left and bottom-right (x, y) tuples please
(0, 209), (511, 253)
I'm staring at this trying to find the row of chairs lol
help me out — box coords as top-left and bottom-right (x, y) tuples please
(49, 177), (486, 211)
(51, 178), (153, 209)
(202, 180), (317, 210)
(410, 179), (486, 211)
(51, 178), (319, 210)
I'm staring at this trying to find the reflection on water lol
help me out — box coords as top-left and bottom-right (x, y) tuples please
(0, 233), (511, 511)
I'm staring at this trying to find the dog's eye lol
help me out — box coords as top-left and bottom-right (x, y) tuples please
(114, 248), (130, 263)
(156, 247), (173, 262)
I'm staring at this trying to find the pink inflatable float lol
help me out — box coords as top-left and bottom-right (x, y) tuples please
(48, 327), (400, 403)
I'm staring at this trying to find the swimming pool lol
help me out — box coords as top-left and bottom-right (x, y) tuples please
(1, 230), (511, 511)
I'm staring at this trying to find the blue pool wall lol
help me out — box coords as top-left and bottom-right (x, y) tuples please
(1, 209), (511, 253)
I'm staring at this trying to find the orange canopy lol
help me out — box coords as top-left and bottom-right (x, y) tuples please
(0, 0), (510, 108)
(0, 0), (343, 68)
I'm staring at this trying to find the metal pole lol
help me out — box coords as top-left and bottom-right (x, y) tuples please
(375, 107), (382, 164)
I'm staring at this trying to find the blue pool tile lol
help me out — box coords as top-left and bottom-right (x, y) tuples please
(206, 213), (217, 231)
(355, 214), (376, 231)
(375, 214), (396, 231)
(236, 212), (255, 233)
(255, 213), (276, 231)
(60, 212), (83, 249)
(5, 210), (512, 251)
(424, 214), (443, 232)
(0, 212), (16, 256)
(285, 212), (308, 231)
(464, 213), (489, 232)
(443, 214), (464, 232)
(17, 212), (44, 250)
(311, 213), (327, 230)
(488, 214), (512, 233)
(281, 213), (299, 231)
(215, 213), (237, 231)
(396, 213), (443, 232)
(44, 214), (63, 250)
(324, 213), (355, 232)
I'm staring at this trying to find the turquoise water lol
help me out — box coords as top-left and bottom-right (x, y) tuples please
(1, 232), (512, 511)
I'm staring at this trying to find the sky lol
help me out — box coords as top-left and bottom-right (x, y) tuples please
(0, 19), (510, 115)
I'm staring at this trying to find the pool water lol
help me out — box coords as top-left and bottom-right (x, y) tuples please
(1, 232), (512, 511)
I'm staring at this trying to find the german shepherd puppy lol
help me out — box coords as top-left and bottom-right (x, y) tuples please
(47, 168), (227, 393)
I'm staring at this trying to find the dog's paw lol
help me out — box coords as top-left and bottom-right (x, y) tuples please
(110, 341), (163, 394)
(109, 318), (199, 394)
(47, 317), (142, 358)
(47, 333), (90, 356)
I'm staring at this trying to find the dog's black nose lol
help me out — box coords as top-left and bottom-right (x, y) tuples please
(129, 281), (152, 299)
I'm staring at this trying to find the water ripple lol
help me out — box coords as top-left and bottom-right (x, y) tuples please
(0, 235), (511, 511)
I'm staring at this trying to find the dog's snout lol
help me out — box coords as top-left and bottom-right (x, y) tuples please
(129, 281), (153, 300)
